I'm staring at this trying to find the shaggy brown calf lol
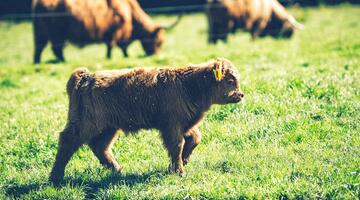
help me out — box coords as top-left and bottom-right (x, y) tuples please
(206, 0), (304, 43)
(49, 58), (244, 184)
(32, 0), (180, 63)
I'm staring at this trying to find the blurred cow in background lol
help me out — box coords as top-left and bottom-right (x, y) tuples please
(32, 0), (181, 63)
(206, 0), (304, 43)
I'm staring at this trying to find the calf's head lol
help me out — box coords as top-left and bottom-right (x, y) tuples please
(261, 15), (303, 39)
(210, 58), (244, 104)
(141, 15), (181, 55)
(141, 27), (165, 56)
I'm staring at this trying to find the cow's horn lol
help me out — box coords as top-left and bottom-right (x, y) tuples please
(288, 16), (304, 30)
(162, 14), (183, 31)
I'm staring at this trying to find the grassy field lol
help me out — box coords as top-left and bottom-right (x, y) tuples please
(0, 5), (359, 199)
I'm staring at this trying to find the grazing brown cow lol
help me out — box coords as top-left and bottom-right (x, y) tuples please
(32, 0), (180, 63)
(206, 0), (304, 43)
(49, 58), (244, 184)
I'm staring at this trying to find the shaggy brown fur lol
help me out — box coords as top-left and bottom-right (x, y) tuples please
(49, 58), (244, 184)
(206, 0), (304, 43)
(32, 0), (179, 63)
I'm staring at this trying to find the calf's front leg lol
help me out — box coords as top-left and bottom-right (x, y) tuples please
(182, 127), (202, 165)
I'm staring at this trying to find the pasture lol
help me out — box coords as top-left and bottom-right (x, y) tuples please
(0, 5), (359, 199)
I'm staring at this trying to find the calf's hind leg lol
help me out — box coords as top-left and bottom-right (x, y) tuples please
(161, 129), (186, 176)
(49, 124), (83, 184)
(88, 128), (121, 173)
(182, 127), (202, 165)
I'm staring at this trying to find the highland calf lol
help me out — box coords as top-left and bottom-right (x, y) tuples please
(32, 0), (180, 63)
(49, 58), (244, 184)
(206, 0), (304, 43)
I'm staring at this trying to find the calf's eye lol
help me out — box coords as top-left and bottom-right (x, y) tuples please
(227, 79), (234, 85)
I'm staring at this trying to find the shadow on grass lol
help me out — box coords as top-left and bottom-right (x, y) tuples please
(4, 182), (42, 198)
(4, 169), (166, 198)
(45, 59), (65, 64)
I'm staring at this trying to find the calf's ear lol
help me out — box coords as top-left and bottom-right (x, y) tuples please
(212, 59), (224, 81)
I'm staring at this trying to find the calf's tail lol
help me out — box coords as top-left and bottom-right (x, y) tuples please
(66, 68), (91, 95)
(66, 68), (93, 123)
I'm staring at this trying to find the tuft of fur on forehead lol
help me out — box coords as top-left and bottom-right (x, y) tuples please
(203, 58), (240, 81)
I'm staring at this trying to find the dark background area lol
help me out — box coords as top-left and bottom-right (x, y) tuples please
(0, 0), (359, 18)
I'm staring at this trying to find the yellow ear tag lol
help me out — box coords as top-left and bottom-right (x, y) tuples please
(213, 67), (223, 81)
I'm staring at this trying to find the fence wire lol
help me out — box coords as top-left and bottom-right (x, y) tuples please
(0, 4), (209, 20)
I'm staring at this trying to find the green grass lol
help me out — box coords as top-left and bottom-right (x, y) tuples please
(1, 5), (359, 199)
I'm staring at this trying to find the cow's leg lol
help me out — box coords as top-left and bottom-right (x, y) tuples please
(120, 46), (128, 58)
(251, 29), (258, 40)
(51, 44), (65, 62)
(161, 129), (186, 176)
(230, 20), (237, 34)
(33, 23), (48, 64)
(250, 22), (259, 40)
(222, 35), (228, 43)
(50, 38), (65, 62)
(245, 19), (254, 30)
(251, 20), (267, 40)
(207, 20), (217, 44)
(182, 127), (202, 166)
(208, 36), (214, 44)
(246, 20), (259, 40)
(49, 124), (83, 184)
(88, 128), (121, 173)
(208, 34), (217, 44)
(106, 43), (113, 59)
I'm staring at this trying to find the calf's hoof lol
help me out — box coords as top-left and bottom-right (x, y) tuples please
(179, 171), (186, 177)
(49, 173), (63, 186)
(111, 166), (123, 176)
(49, 168), (65, 186)
(168, 163), (186, 177)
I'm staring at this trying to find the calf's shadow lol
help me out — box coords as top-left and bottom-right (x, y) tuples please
(4, 169), (165, 199)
